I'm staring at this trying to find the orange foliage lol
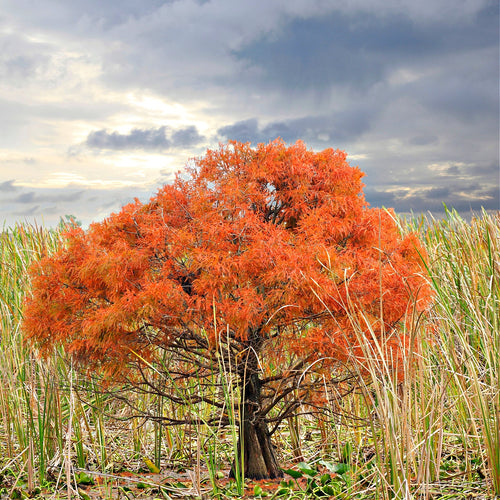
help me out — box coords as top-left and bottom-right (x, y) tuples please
(23, 140), (432, 374)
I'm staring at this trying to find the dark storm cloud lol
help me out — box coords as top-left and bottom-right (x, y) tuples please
(87, 127), (171, 150)
(171, 126), (205, 148)
(405, 55), (499, 125)
(217, 110), (375, 145)
(365, 190), (497, 215)
(86, 125), (205, 151)
(235, 13), (385, 90)
(426, 187), (451, 199)
(234, 4), (498, 92)
(472, 163), (500, 177)
(217, 119), (297, 144)
(409, 134), (439, 146)
(365, 173), (499, 215)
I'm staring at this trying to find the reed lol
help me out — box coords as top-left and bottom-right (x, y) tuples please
(341, 209), (499, 498)
(0, 224), (153, 494)
(423, 209), (499, 495)
(288, 209), (498, 499)
(0, 210), (497, 499)
(0, 224), (64, 487)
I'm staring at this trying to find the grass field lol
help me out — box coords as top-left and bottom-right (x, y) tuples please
(0, 209), (498, 499)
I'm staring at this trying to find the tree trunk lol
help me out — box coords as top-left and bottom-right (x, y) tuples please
(230, 372), (283, 479)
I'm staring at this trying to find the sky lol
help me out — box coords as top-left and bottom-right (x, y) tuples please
(0, 0), (498, 228)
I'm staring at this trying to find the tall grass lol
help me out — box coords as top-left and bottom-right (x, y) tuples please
(329, 209), (499, 499)
(423, 209), (499, 495)
(0, 211), (497, 499)
(0, 225), (167, 495)
(0, 225), (64, 487)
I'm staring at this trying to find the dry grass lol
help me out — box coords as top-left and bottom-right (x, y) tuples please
(0, 210), (498, 499)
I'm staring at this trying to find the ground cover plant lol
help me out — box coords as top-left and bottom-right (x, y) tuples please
(0, 142), (497, 499)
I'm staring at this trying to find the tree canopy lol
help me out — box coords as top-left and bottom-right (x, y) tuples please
(23, 139), (432, 478)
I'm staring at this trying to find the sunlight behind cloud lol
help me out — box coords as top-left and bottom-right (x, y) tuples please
(428, 161), (471, 173)
(126, 93), (188, 120)
(348, 153), (369, 161)
(110, 153), (178, 172)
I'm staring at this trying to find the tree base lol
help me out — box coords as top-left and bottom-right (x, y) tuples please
(230, 417), (283, 480)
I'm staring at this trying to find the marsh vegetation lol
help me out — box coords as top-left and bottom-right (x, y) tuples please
(0, 209), (498, 499)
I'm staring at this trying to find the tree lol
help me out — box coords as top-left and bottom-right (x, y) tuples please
(23, 139), (432, 479)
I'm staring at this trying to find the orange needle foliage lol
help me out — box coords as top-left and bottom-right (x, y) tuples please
(23, 139), (432, 478)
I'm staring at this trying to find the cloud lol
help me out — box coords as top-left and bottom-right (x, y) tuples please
(0, 0), (497, 226)
(171, 126), (205, 148)
(0, 180), (19, 192)
(0, 32), (51, 84)
(86, 125), (206, 151)
(87, 127), (171, 150)
(409, 134), (439, 146)
(365, 185), (499, 215)
(217, 110), (375, 145)
(218, 119), (266, 143)
(15, 192), (36, 203)
(233, 5), (497, 93)
(425, 187), (451, 199)
(0, 184), (158, 228)
(14, 190), (85, 204)
(364, 162), (499, 215)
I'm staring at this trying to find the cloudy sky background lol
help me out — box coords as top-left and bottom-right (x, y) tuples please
(1, 0), (498, 228)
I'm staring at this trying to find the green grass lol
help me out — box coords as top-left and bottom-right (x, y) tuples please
(0, 210), (498, 499)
